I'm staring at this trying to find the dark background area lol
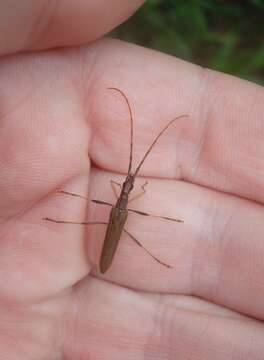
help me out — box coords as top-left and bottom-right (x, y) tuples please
(113, 0), (264, 85)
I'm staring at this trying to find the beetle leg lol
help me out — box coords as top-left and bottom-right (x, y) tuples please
(110, 180), (122, 199)
(123, 228), (173, 269)
(57, 190), (88, 200)
(128, 181), (148, 203)
(126, 207), (184, 223)
(43, 218), (108, 226)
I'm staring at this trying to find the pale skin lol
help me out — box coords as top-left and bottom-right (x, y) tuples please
(0, 1), (264, 359)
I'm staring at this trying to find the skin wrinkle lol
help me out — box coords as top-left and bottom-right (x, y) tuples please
(0, 87), (33, 125)
(82, 45), (123, 172)
(184, 316), (212, 360)
(189, 190), (213, 296)
(207, 200), (263, 316)
(182, 66), (264, 204)
(196, 73), (224, 184)
(150, 302), (210, 360)
(171, 113), (187, 181)
(181, 66), (215, 182)
(203, 207), (235, 303)
(190, 189), (236, 300)
(62, 288), (80, 360)
(143, 299), (172, 360)
(229, 92), (264, 201)
(23, 0), (58, 51)
(82, 45), (107, 140)
(215, 79), (262, 201)
(0, 57), (37, 123)
(244, 85), (262, 122)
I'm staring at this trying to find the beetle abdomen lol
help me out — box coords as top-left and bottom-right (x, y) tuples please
(99, 207), (128, 273)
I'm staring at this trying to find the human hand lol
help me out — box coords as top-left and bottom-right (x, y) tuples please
(1, 1), (264, 359)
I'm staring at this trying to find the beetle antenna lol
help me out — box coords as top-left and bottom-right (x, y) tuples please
(133, 114), (188, 177)
(108, 87), (134, 175)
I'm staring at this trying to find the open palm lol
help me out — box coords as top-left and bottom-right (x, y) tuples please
(1, 4), (264, 359)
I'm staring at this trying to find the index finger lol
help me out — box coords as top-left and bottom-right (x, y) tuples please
(89, 39), (264, 204)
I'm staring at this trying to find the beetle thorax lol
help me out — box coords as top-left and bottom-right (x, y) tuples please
(115, 175), (134, 210)
(122, 174), (134, 195)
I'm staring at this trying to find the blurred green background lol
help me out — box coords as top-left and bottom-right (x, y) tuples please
(112, 0), (264, 85)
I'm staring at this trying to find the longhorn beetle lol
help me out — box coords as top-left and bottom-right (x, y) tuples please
(44, 88), (187, 273)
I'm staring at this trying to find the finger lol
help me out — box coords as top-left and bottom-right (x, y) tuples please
(88, 39), (264, 204)
(1, 40), (262, 207)
(0, 0), (144, 55)
(87, 169), (264, 320)
(64, 277), (264, 359)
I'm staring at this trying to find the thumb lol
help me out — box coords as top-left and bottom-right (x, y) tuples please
(0, 0), (144, 56)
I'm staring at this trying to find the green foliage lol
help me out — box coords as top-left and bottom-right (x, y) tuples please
(112, 0), (264, 84)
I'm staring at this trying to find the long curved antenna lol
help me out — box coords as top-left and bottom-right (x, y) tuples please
(133, 114), (188, 177)
(108, 87), (134, 175)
